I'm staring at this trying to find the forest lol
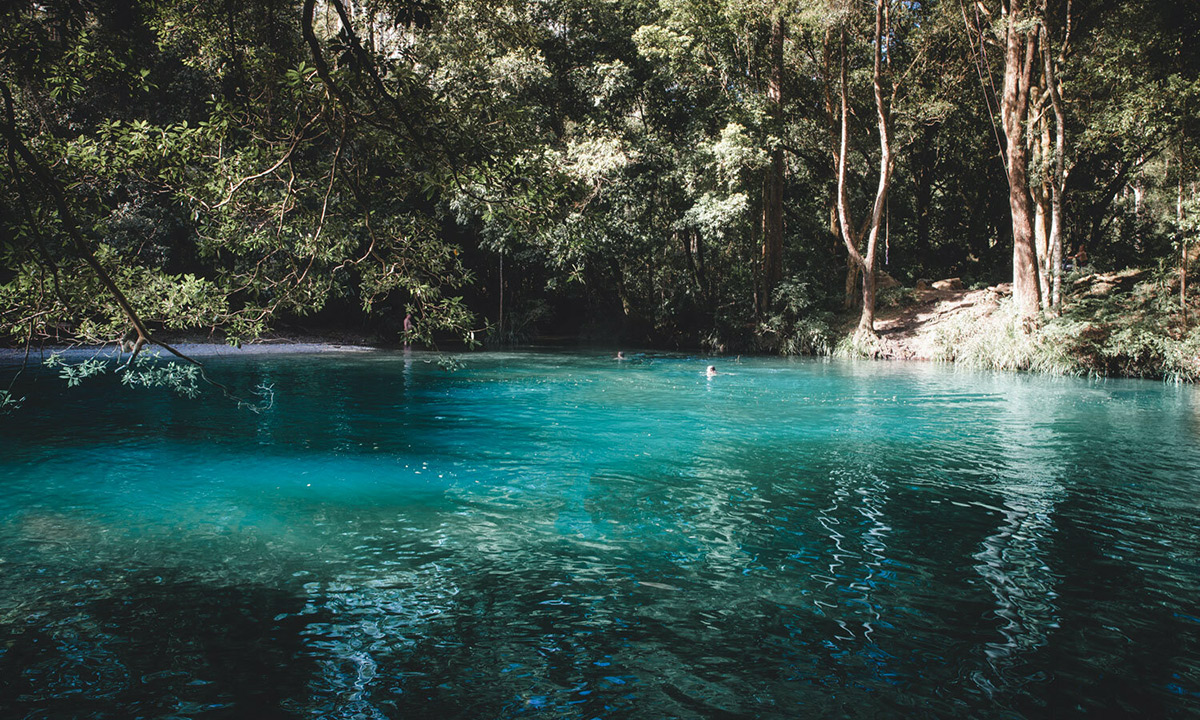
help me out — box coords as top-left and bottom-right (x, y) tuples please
(4, 5), (1200, 714)
(2, 0), (1199, 379)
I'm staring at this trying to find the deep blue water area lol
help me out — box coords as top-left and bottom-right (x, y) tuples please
(1, 350), (1199, 718)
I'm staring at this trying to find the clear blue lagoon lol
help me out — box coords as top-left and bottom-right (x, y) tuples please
(1, 350), (1199, 718)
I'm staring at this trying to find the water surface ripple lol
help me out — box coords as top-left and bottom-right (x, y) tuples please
(2, 351), (1199, 718)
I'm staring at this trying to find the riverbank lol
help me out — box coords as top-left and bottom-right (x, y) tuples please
(858, 268), (1200, 382)
(5, 266), (1197, 382)
(872, 281), (1010, 362)
(0, 334), (379, 363)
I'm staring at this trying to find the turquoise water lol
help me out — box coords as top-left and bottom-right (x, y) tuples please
(2, 350), (1199, 718)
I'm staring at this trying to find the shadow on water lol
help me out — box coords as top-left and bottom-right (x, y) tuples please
(0, 569), (322, 719)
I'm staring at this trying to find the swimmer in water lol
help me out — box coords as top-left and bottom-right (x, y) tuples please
(706, 365), (717, 378)
(616, 351), (626, 361)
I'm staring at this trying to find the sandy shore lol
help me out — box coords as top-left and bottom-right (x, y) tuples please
(0, 338), (380, 363)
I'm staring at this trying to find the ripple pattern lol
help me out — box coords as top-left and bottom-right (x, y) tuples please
(1, 352), (1199, 718)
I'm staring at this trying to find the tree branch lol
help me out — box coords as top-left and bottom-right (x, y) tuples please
(0, 80), (268, 411)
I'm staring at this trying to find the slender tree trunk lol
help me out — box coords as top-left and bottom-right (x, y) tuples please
(1181, 162), (1188, 329)
(1032, 101), (1053, 309)
(760, 14), (786, 313)
(1044, 23), (1068, 313)
(822, 28), (857, 310)
(835, 31), (862, 310)
(1182, 239), (1188, 330)
(835, 2), (893, 339)
(859, 0), (894, 334)
(1033, 182), (1051, 305)
(1000, 0), (1041, 321)
(681, 229), (707, 309)
(844, 255), (860, 309)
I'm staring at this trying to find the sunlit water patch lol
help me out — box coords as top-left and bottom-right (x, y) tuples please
(2, 350), (1199, 718)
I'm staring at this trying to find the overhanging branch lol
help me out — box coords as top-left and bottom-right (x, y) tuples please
(0, 80), (269, 411)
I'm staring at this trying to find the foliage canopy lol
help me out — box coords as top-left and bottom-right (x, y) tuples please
(1, 0), (1197, 373)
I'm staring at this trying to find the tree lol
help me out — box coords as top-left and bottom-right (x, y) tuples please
(831, 0), (895, 339)
(997, 0), (1042, 321)
(0, 0), (540, 356)
(1029, 0), (1070, 313)
(3, 0), (1198, 370)
(761, 11), (787, 314)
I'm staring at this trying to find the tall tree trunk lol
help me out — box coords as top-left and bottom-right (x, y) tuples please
(1180, 155), (1188, 329)
(1000, 0), (1041, 321)
(860, 0), (893, 334)
(1043, 18), (1068, 313)
(844, 255), (860, 309)
(835, 2), (894, 339)
(760, 14), (785, 313)
(681, 229), (708, 310)
(1032, 109), (1053, 309)
(822, 28), (857, 310)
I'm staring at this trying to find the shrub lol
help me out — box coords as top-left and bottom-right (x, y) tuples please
(759, 279), (837, 355)
(925, 268), (1200, 381)
(926, 300), (1080, 375)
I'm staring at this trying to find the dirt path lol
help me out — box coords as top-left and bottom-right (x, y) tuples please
(870, 283), (1011, 360)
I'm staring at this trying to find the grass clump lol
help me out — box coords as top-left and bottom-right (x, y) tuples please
(927, 267), (1200, 381)
(927, 299), (1079, 375)
(833, 329), (887, 359)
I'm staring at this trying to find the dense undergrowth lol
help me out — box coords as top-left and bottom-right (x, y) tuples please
(757, 279), (839, 356)
(917, 267), (1200, 382)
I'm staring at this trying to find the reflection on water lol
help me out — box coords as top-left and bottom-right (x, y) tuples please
(972, 379), (1065, 698)
(1, 352), (1199, 718)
